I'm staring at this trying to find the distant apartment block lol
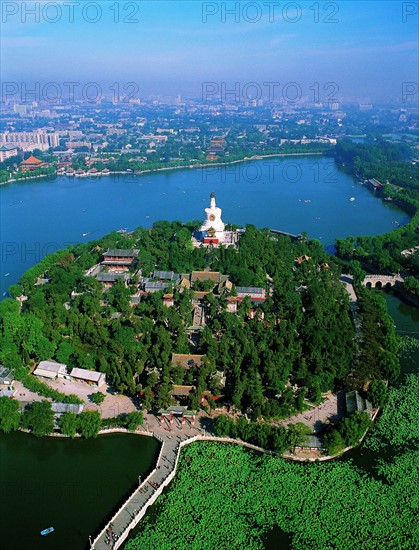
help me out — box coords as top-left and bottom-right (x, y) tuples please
(65, 141), (92, 150)
(0, 130), (60, 151)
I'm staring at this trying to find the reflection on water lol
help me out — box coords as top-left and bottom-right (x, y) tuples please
(0, 432), (159, 550)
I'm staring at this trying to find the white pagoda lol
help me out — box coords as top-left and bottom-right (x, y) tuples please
(200, 192), (225, 243)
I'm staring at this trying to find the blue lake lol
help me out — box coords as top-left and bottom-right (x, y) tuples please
(0, 156), (408, 295)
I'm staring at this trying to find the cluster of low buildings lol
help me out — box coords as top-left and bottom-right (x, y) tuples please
(57, 166), (111, 177)
(366, 178), (383, 192)
(401, 245), (419, 258)
(91, 248), (265, 298)
(206, 136), (227, 161)
(80, 196), (267, 320)
(33, 360), (106, 387)
(155, 353), (226, 407)
(89, 251), (267, 315)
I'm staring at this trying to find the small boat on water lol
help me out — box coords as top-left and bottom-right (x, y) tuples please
(349, 197), (356, 202)
(4, 273), (10, 277)
(40, 527), (54, 536)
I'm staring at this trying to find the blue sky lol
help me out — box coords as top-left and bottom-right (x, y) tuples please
(1, 0), (418, 101)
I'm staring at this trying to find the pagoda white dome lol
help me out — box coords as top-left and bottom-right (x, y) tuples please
(200, 192), (225, 234)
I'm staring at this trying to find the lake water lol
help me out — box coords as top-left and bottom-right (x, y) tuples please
(0, 157), (408, 295)
(0, 432), (159, 550)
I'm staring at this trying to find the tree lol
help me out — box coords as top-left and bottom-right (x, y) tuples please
(8, 284), (23, 298)
(79, 410), (101, 438)
(106, 279), (132, 312)
(0, 396), (21, 433)
(23, 401), (55, 437)
(271, 427), (289, 453)
(324, 430), (345, 455)
(213, 414), (233, 437)
(59, 411), (79, 438)
(368, 379), (387, 408)
(348, 260), (366, 286)
(404, 276), (419, 295)
(339, 412), (371, 447)
(55, 341), (76, 365)
(309, 382), (322, 405)
(125, 411), (144, 431)
(91, 392), (106, 405)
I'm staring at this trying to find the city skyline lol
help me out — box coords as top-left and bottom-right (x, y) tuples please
(1, 0), (418, 103)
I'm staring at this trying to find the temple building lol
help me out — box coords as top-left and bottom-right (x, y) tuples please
(20, 155), (47, 172)
(199, 192), (226, 244)
(101, 248), (138, 270)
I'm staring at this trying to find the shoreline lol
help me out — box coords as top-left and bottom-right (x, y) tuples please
(0, 151), (325, 185)
(16, 415), (373, 460)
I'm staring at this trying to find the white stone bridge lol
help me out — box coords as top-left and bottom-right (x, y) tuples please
(363, 274), (404, 289)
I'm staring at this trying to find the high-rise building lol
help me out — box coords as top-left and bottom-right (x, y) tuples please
(0, 130), (60, 151)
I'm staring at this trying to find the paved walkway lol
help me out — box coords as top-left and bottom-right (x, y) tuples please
(340, 273), (363, 347)
(278, 391), (340, 433)
(13, 381), (46, 404)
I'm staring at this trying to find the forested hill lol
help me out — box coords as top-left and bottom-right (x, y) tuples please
(0, 222), (396, 424)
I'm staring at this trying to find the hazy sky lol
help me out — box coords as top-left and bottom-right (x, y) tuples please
(2, 0), (418, 102)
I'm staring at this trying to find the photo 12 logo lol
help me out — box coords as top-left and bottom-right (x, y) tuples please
(200, 160), (338, 185)
(1, 1), (141, 24)
(2, 241), (76, 264)
(402, 82), (418, 103)
(202, 1), (340, 24)
(202, 81), (340, 105)
(402, 2), (419, 22)
(1, 81), (140, 104)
